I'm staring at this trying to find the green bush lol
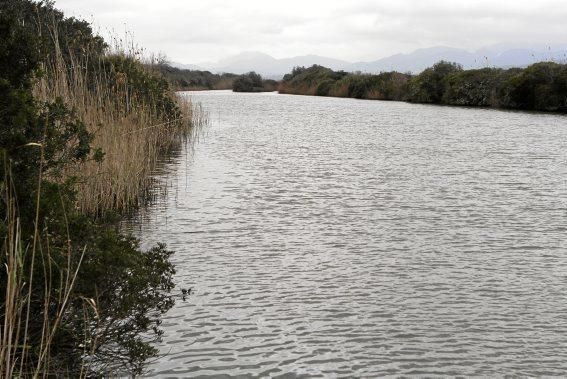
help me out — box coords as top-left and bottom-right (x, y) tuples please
(232, 71), (264, 92)
(506, 62), (567, 111)
(347, 75), (371, 99)
(1, 1), (178, 375)
(279, 61), (566, 112)
(315, 79), (335, 96)
(154, 64), (239, 90)
(444, 68), (504, 106)
(408, 61), (462, 103)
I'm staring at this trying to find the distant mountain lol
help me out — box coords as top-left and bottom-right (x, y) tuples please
(347, 44), (567, 74)
(193, 52), (350, 78)
(173, 44), (567, 78)
(346, 47), (477, 73)
(277, 55), (349, 73)
(209, 52), (278, 76)
(170, 62), (205, 71)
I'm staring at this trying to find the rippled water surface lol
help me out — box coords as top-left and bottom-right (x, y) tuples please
(128, 91), (567, 377)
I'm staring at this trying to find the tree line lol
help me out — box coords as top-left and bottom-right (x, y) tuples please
(279, 61), (567, 112)
(155, 65), (278, 93)
(153, 64), (239, 90)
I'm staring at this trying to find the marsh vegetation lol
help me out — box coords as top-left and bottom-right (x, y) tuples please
(0, 0), (204, 376)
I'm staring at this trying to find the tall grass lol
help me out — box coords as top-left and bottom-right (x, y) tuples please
(0, 155), (23, 378)
(1, 151), (85, 378)
(1, 14), (206, 376)
(33, 26), (207, 215)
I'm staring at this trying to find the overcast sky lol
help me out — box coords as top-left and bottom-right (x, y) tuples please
(54, 0), (567, 64)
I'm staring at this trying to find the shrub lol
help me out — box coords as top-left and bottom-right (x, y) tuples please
(444, 68), (505, 106)
(279, 61), (567, 113)
(232, 71), (264, 92)
(408, 61), (462, 103)
(505, 62), (567, 111)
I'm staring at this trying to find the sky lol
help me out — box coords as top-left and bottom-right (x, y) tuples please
(54, 0), (567, 64)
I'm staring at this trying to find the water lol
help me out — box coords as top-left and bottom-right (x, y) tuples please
(129, 91), (567, 377)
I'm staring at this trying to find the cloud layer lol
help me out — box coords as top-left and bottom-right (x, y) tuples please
(54, 0), (567, 64)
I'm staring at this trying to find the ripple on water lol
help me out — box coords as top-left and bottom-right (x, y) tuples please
(124, 91), (567, 377)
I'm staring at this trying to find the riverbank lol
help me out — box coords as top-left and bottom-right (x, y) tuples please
(278, 61), (567, 113)
(0, 1), (203, 376)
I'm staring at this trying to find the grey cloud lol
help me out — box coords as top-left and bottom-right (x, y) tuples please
(54, 0), (567, 63)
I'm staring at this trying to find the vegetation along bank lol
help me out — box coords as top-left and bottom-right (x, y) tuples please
(279, 61), (567, 112)
(0, 0), (204, 376)
(155, 64), (278, 93)
(153, 63), (239, 91)
(157, 60), (567, 112)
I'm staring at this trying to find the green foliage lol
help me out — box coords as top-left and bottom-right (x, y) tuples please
(105, 55), (181, 120)
(10, 180), (176, 375)
(230, 71), (276, 93)
(372, 72), (412, 100)
(346, 75), (371, 99)
(506, 62), (567, 111)
(408, 61), (462, 103)
(232, 71), (265, 92)
(0, 0), (178, 375)
(315, 79), (335, 96)
(1, 0), (106, 69)
(153, 64), (239, 90)
(280, 65), (410, 100)
(0, 1), (40, 88)
(153, 63), (278, 93)
(0, 7), (91, 223)
(444, 68), (504, 106)
(282, 66), (309, 81)
(283, 65), (347, 87)
(280, 61), (567, 112)
(68, 227), (175, 375)
(280, 65), (348, 95)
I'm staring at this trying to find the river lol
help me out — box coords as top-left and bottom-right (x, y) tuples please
(127, 90), (567, 377)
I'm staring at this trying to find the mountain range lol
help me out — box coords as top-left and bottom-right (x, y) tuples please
(174, 52), (348, 79)
(172, 43), (567, 78)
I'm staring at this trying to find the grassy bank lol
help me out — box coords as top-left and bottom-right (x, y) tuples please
(279, 62), (567, 112)
(1, 0), (204, 376)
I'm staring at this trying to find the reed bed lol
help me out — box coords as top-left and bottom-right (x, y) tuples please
(33, 29), (207, 215)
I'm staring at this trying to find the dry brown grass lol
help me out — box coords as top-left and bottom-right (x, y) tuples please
(278, 82), (318, 96)
(33, 31), (206, 215)
(365, 88), (385, 100)
(328, 82), (350, 98)
(213, 77), (236, 90)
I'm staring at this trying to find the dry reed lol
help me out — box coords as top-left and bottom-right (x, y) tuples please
(33, 27), (207, 215)
(1, 152), (85, 378)
(2, 10), (205, 379)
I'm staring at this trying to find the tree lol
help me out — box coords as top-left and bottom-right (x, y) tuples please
(408, 61), (462, 103)
(232, 71), (264, 92)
